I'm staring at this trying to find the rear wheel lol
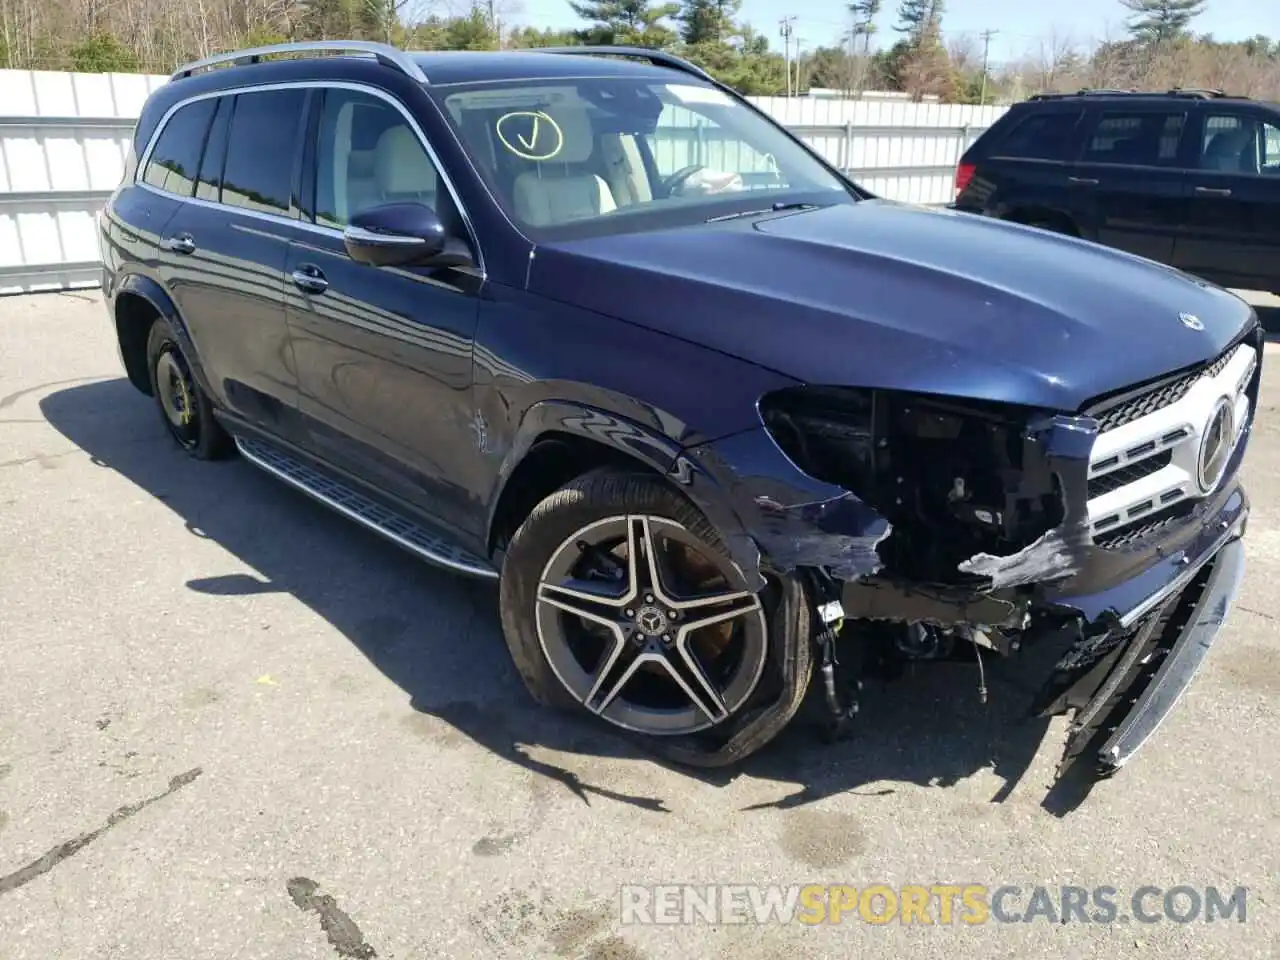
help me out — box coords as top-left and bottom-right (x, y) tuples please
(498, 469), (811, 767)
(146, 317), (231, 460)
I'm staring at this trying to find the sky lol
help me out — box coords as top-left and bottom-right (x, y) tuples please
(509, 0), (1274, 65)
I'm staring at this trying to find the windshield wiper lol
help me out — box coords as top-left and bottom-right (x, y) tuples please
(704, 201), (821, 223)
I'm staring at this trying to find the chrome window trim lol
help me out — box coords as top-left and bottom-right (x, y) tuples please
(344, 224), (430, 246)
(135, 79), (486, 276)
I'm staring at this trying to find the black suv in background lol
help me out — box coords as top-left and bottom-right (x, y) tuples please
(954, 89), (1280, 294)
(99, 42), (1259, 789)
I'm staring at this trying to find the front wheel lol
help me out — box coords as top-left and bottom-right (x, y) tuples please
(498, 469), (812, 767)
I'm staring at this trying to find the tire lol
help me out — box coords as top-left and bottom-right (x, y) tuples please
(499, 468), (812, 768)
(145, 316), (232, 460)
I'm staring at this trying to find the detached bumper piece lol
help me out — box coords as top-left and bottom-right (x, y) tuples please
(1053, 534), (1246, 779)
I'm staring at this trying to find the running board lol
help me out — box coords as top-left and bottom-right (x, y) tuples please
(234, 434), (498, 580)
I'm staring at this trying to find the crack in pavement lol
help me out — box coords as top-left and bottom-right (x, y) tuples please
(0, 767), (202, 896)
(1238, 604), (1280, 623)
(287, 877), (378, 959)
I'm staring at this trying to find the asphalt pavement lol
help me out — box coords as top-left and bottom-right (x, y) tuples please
(0, 290), (1277, 959)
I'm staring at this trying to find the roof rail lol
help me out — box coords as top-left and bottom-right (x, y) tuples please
(529, 46), (717, 85)
(1167, 87), (1232, 98)
(1027, 88), (1134, 100)
(171, 40), (428, 84)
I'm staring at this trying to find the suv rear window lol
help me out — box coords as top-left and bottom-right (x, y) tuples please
(1081, 111), (1186, 166)
(221, 89), (308, 215)
(142, 99), (217, 196)
(994, 110), (1083, 160)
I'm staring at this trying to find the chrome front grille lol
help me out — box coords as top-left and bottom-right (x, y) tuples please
(1091, 348), (1237, 433)
(1085, 342), (1257, 544)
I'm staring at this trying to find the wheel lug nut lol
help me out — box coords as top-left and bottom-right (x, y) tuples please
(668, 610), (678, 619)
(625, 609), (634, 617)
(645, 594), (654, 603)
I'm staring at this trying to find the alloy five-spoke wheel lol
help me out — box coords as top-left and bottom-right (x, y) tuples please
(534, 514), (768, 736)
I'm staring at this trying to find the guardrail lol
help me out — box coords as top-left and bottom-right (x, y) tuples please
(0, 68), (1006, 294)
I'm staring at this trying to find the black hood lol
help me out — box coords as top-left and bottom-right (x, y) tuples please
(529, 200), (1256, 411)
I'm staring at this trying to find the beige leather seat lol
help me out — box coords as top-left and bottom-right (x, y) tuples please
(511, 106), (617, 226)
(373, 125), (438, 207)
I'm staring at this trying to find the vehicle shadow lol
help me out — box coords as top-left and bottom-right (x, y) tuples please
(42, 379), (1092, 818)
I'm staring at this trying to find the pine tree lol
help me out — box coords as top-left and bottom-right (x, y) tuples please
(849, 0), (881, 32)
(895, 0), (942, 45)
(569, 1), (682, 47)
(678, 0), (741, 46)
(1120, 0), (1206, 47)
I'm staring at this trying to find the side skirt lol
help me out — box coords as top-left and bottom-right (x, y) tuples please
(233, 433), (498, 581)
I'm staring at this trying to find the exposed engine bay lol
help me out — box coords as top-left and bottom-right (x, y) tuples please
(735, 336), (1260, 779)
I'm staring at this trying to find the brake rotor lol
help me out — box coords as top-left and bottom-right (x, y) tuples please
(605, 536), (738, 667)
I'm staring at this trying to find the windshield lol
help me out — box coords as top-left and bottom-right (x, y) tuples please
(431, 76), (855, 240)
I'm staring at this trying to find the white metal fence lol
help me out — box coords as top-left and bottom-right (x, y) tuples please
(0, 67), (1008, 295)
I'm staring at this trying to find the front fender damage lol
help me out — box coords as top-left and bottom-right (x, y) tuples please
(671, 411), (1242, 784)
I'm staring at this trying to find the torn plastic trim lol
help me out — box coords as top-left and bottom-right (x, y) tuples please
(670, 428), (893, 592)
(956, 413), (1097, 589)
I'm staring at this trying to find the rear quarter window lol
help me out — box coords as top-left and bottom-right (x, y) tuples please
(141, 99), (217, 196)
(992, 109), (1085, 160)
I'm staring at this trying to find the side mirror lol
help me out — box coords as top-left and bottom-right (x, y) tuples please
(342, 202), (471, 269)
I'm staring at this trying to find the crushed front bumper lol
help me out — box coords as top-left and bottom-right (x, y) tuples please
(1042, 498), (1248, 777)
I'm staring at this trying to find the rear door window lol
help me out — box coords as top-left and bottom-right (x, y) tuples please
(994, 110), (1084, 160)
(1080, 110), (1187, 166)
(220, 89), (308, 215)
(141, 99), (217, 196)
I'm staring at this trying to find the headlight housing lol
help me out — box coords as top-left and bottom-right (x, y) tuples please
(759, 386), (1065, 582)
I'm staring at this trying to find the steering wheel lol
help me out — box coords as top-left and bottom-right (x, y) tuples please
(661, 164), (706, 197)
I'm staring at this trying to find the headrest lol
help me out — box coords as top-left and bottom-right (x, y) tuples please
(375, 126), (437, 195)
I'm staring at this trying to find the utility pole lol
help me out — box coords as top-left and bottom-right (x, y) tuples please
(488, 0), (501, 49)
(979, 28), (998, 105)
(793, 39), (805, 95)
(779, 16), (796, 97)
(849, 11), (873, 98)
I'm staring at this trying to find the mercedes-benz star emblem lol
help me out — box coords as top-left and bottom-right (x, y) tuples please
(636, 605), (667, 636)
(1197, 396), (1235, 493)
(1180, 312), (1205, 331)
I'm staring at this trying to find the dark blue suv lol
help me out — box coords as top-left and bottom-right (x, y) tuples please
(99, 42), (1260, 783)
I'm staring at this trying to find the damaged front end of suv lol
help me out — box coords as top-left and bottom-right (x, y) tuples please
(678, 322), (1261, 782)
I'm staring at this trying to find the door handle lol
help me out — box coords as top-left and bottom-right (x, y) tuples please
(1067, 176), (1099, 185)
(163, 233), (195, 254)
(291, 264), (329, 294)
(1195, 186), (1233, 197)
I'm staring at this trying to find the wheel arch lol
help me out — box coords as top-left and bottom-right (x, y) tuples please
(113, 273), (214, 399)
(484, 400), (762, 586)
(1002, 205), (1081, 236)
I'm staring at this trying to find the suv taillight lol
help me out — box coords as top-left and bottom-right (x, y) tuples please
(954, 162), (976, 196)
